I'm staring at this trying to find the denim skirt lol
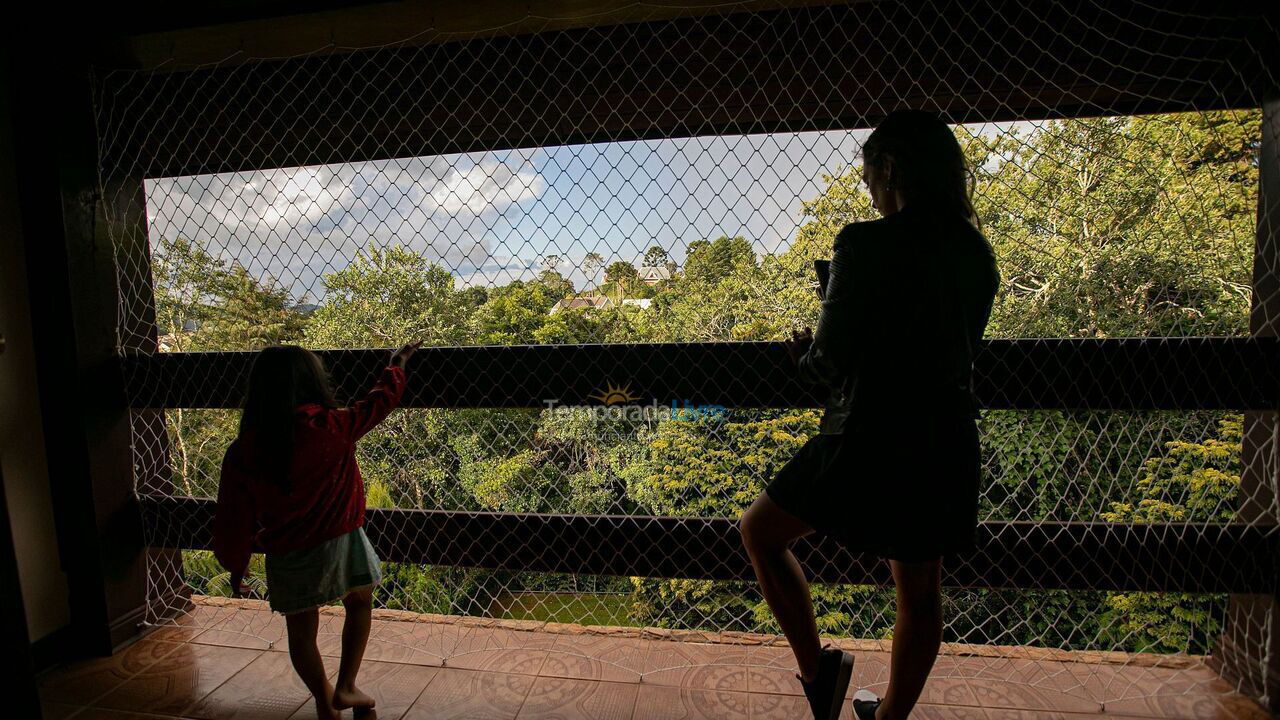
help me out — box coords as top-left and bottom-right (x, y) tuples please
(264, 527), (382, 615)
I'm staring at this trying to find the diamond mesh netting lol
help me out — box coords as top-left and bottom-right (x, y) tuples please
(91, 0), (1278, 713)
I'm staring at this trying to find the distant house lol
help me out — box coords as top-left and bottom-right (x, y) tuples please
(621, 298), (652, 310)
(157, 321), (200, 352)
(637, 266), (671, 285)
(157, 331), (194, 352)
(550, 295), (612, 314)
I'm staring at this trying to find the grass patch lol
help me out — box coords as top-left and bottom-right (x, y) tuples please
(492, 591), (634, 626)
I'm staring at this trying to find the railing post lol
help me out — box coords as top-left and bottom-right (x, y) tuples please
(105, 174), (192, 624)
(82, 65), (191, 626)
(1216, 93), (1280, 712)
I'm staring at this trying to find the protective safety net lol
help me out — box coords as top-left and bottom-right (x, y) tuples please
(92, 0), (1278, 714)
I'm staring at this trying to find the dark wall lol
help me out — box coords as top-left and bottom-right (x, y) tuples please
(5, 32), (150, 661)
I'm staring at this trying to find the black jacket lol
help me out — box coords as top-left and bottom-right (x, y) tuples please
(798, 206), (999, 434)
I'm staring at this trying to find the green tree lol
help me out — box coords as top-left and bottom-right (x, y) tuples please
(159, 111), (1260, 651)
(307, 245), (470, 348)
(583, 252), (605, 284)
(601, 259), (639, 297)
(152, 235), (308, 498)
(682, 236), (756, 285)
(969, 114), (1256, 339)
(537, 269), (574, 299)
(643, 245), (671, 268)
(605, 261), (638, 285)
(154, 235), (308, 352)
(473, 280), (560, 345)
(1097, 416), (1242, 654)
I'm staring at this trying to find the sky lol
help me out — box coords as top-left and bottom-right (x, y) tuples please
(144, 123), (1022, 302)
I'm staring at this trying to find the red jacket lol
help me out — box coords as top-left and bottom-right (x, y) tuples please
(214, 365), (407, 577)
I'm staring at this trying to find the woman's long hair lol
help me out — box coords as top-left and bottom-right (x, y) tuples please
(238, 345), (337, 491)
(862, 109), (979, 227)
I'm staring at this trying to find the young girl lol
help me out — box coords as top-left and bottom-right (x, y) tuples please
(215, 342), (420, 719)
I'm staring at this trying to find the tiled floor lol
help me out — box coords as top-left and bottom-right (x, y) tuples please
(38, 603), (1270, 720)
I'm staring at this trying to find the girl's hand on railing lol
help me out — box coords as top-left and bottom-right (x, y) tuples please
(391, 340), (424, 370)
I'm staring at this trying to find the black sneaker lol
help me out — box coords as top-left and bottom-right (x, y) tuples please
(797, 646), (854, 720)
(851, 689), (882, 720)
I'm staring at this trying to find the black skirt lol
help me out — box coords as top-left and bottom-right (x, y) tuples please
(765, 412), (981, 563)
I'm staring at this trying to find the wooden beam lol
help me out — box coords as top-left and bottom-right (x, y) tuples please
(121, 338), (1280, 411)
(96, 0), (847, 70)
(95, 1), (1273, 179)
(142, 496), (1277, 593)
(1218, 92), (1280, 713)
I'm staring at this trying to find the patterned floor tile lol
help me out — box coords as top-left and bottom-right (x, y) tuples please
(403, 667), (534, 720)
(183, 648), (338, 720)
(516, 676), (638, 720)
(637, 684), (751, 720)
(541, 636), (648, 683)
(39, 640), (183, 707)
(95, 643), (261, 716)
(643, 643), (750, 693)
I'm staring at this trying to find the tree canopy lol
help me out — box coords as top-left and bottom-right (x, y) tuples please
(157, 110), (1257, 654)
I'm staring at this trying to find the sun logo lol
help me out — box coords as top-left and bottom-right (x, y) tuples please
(590, 382), (639, 406)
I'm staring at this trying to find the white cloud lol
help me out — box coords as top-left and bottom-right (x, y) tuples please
(145, 149), (548, 299)
(144, 120), (1068, 307)
(429, 157), (546, 216)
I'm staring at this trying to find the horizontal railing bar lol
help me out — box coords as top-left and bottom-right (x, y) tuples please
(122, 338), (1280, 411)
(142, 496), (1277, 593)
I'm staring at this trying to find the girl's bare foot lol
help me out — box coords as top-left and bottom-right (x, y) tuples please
(314, 697), (341, 720)
(333, 686), (376, 711)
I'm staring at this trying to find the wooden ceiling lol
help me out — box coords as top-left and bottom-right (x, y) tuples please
(92, 1), (1277, 179)
(96, 1), (849, 70)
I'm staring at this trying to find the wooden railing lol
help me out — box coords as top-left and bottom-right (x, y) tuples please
(132, 338), (1279, 594)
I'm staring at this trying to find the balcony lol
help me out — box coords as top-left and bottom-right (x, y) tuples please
(109, 340), (1275, 719)
(6, 2), (1280, 720)
(39, 596), (1269, 719)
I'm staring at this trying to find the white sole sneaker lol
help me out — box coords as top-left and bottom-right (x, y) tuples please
(851, 688), (881, 720)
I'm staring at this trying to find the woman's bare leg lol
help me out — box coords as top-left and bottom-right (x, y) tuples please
(333, 587), (376, 712)
(284, 609), (339, 720)
(740, 494), (822, 681)
(877, 558), (943, 720)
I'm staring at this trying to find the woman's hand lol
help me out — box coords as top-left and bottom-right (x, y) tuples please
(391, 340), (424, 370)
(784, 327), (813, 367)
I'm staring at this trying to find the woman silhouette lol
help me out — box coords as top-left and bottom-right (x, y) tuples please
(740, 110), (999, 720)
